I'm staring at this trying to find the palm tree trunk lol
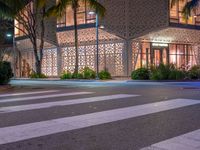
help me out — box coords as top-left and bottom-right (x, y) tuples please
(73, 4), (79, 74)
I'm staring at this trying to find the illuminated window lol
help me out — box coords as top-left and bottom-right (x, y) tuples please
(57, 0), (96, 27)
(14, 20), (20, 36)
(170, 0), (198, 25)
(169, 44), (194, 68)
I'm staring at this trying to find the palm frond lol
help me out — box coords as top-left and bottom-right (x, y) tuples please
(46, 0), (72, 18)
(182, 0), (199, 19)
(0, 1), (14, 20)
(0, 0), (30, 20)
(84, 0), (106, 17)
(36, 0), (47, 8)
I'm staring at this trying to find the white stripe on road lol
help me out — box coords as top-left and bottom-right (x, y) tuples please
(141, 129), (200, 150)
(0, 92), (94, 103)
(0, 99), (199, 145)
(0, 94), (138, 113)
(0, 90), (59, 98)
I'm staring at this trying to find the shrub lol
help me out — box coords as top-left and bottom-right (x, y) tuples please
(150, 63), (186, 80)
(150, 64), (175, 80)
(0, 61), (13, 85)
(82, 67), (96, 79)
(30, 73), (47, 79)
(98, 70), (112, 80)
(131, 68), (150, 80)
(168, 70), (185, 80)
(72, 72), (83, 79)
(60, 71), (72, 80)
(188, 65), (200, 79)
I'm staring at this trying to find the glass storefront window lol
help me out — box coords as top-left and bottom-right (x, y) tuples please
(141, 43), (150, 68)
(163, 48), (167, 64)
(169, 44), (176, 54)
(169, 44), (194, 69)
(170, 55), (177, 64)
(133, 42), (195, 70)
(135, 54), (141, 70)
(57, 0), (96, 27)
(177, 55), (185, 68)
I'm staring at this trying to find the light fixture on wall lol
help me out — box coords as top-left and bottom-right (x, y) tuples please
(99, 25), (105, 29)
(88, 11), (96, 15)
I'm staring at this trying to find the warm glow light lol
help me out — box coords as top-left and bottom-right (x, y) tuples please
(99, 25), (105, 29)
(88, 11), (96, 15)
(152, 43), (168, 47)
(171, 55), (176, 64)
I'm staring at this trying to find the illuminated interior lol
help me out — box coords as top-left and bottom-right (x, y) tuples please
(57, 0), (96, 27)
(170, 0), (200, 25)
(134, 42), (195, 69)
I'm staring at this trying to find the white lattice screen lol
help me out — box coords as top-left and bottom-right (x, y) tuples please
(42, 48), (58, 76)
(62, 42), (125, 76)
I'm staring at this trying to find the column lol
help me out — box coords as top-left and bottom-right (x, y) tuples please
(124, 39), (132, 77)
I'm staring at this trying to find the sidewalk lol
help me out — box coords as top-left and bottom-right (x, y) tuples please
(0, 85), (13, 92)
(10, 78), (200, 88)
(10, 78), (167, 88)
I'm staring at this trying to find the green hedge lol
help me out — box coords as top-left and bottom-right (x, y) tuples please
(82, 67), (96, 79)
(60, 68), (112, 80)
(0, 61), (13, 85)
(150, 63), (185, 80)
(98, 70), (112, 80)
(60, 71), (72, 79)
(131, 64), (188, 81)
(131, 68), (150, 80)
(188, 65), (200, 79)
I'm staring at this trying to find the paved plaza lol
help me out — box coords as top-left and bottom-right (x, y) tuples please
(0, 80), (200, 150)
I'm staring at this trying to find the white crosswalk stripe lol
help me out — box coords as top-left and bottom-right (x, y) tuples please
(0, 98), (199, 145)
(141, 129), (200, 150)
(0, 90), (59, 97)
(0, 94), (138, 113)
(0, 92), (94, 103)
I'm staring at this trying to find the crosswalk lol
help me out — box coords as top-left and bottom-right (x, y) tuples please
(141, 129), (200, 150)
(0, 90), (200, 149)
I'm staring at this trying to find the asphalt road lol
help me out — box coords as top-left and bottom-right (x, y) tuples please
(0, 81), (200, 150)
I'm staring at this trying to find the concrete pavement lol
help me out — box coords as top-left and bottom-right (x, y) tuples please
(0, 81), (200, 150)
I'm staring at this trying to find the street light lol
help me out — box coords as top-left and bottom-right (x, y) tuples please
(6, 33), (16, 78)
(95, 11), (99, 80)
(88, 9), (102, 79)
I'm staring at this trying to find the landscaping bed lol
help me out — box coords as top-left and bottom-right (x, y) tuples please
(131, 64), (200, 81)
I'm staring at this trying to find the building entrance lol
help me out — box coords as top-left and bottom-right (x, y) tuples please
(153, 48), (167, 66)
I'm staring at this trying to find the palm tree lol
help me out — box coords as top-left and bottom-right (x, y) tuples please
(48, 0), (106, 74)
(171, 0), (199, 18)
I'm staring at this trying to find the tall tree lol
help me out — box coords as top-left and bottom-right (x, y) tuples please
(48, 0), (106, 74)
(0, 0), (56, 75)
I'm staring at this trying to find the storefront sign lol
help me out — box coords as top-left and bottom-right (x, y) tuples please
(152, 43), (168, 47)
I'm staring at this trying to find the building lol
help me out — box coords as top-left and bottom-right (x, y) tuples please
(15, 0), (200, 77)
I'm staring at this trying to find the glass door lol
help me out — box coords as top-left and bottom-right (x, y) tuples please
(154, 49), (162, 66)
